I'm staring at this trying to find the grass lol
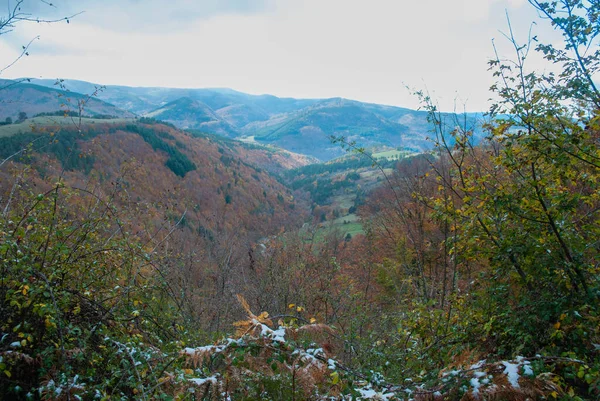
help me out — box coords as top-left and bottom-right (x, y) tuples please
(309, 213), (364, 243)
(332, 214), (364, 237)
(359, 168), (393, 181)
(311, 221), (364, 243)
(372, 149), (414, 160)
(334, 213), (359, 224)
(0, 117), (132, 138)
(331, 193), (355, 210)
(239, 135), (258, 144)
(341, 222), (364, 237)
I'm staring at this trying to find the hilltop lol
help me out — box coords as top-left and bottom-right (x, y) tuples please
(0, 79), (133, 121)
(24, 78), (485, 160)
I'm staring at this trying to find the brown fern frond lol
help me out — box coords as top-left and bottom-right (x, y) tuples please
(234, 294), (274, 337)
(236, 294), (255, 319)
(233, 319), (255, 337)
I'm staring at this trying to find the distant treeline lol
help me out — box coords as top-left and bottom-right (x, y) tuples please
(284, 154), (395, 179)
(138, 117), (178, 129)
(34, 110), (120, 119)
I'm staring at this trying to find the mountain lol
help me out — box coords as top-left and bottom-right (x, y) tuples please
(0, 79), (133, 120)
(145, 97), (238, 136)
(215, 103), (270, 128)
(244, 98), (411, 160)
(24, 78), (486, 160)
(28, 79), (318, 122)
(0, 119), (311, 241)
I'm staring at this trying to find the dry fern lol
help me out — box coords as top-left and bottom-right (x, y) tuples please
(233, 294), (274, 337)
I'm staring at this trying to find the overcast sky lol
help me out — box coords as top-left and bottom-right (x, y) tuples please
(0, 0), (559, 111)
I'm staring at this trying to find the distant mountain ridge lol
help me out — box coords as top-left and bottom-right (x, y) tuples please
(19, 78), (485, 160)
(145, 97), (238, 136)
(0, 79), (133, 120)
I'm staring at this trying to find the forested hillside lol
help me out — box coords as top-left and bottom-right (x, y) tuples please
(1, 0), (599, 400)
(24, 80), (482, 161)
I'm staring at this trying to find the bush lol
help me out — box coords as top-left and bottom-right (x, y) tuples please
(0, 184), (189, 399)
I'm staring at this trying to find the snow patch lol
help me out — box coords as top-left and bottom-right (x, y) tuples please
(501, 361), (521, 388)
(356, 385), (395, 400)
(189, 376), (218, 386)
(470, 360), (486, 370)
(470, 377), (481, 394)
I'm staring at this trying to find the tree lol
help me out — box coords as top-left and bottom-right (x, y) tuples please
(349, 1), (600, 393)
(406, 0), (600, 357)
(16, 111), (27, 123)
(5, 117), (12, 124)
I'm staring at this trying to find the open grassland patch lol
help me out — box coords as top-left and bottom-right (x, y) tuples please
(0, 117), (132, 138)
(372, 149), (415, 160)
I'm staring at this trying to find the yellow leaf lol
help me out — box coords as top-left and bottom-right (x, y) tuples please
(554, 322), (561, 329)
(330, 371), (339, 385)
(184, 369), (194, 375)
(310, 318), (316, 324)
(4, 370), (11, 378)
(288, 304), (295, 309)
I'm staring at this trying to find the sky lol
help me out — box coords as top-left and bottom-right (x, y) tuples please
(0, 0), (559, 111)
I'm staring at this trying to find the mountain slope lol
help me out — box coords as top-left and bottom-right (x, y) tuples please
(23, 78), (486, 160)
(146, 97), (238, 136)
(29, 79), (319, 121)
(0, 79), (133, 120)
(0, 120), (310, 241)
(245, 99), (410, 160)
(216, 103), (270, 128)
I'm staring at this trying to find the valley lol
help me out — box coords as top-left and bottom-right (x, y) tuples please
(0, 78), (432, 247)
(1, 1), (599, 397)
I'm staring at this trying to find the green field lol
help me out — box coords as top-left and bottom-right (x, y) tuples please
(309, 213), (364, 243)
(372, 149), (414, 160)
(239, 135), (258, 144)
(333, 213), (359, 224)
(332, 214), (363, 236)
(0, 117), (132, 138)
